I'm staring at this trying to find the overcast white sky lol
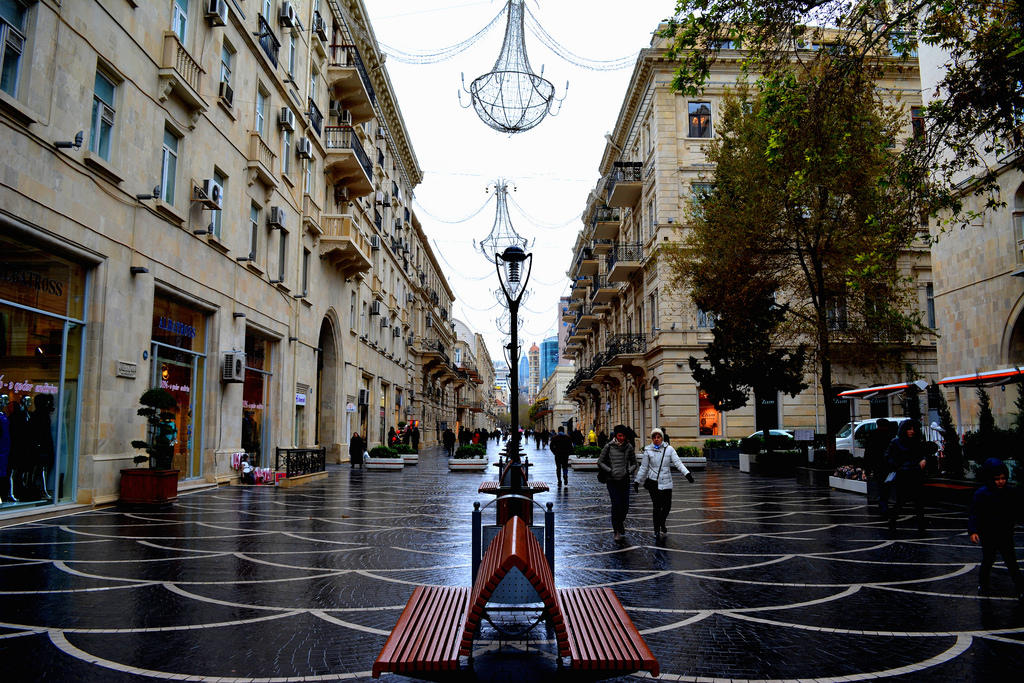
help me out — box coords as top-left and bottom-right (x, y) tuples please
(362, 0), (674, 363)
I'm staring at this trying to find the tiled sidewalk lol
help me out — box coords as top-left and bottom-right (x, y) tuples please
(1, 439), (1022, 682)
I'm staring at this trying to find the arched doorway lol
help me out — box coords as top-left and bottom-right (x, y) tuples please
(316, 317), (341, 461)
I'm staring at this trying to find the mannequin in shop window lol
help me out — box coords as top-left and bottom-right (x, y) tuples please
(29, 394), (55, 499)
(8, 395), (30, 500)
(0, 395), (11, 503)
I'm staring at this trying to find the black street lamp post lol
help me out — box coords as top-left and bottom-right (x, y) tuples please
(495, 245), (532, 491)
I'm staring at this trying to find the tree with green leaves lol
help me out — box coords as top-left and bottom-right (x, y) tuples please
(977, 386), (996, 435)
(662, 0), (1023, 214)
(667, 62), (931, 458)
(1013, 383), (1024, 435)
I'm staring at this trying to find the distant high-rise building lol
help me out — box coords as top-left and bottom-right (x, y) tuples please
(528, 343), (541, 401)
(557, 297), (573, 366)
(518, 353), (530, 399)
(493, 360), (510, 406)
(540, 336), (558, 385)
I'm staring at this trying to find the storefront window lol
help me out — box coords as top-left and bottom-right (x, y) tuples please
(151, 296), (206, 480)
(243, 332), (272, 466)
(698, 389), (721, 436)
(0, 237), (86, 511)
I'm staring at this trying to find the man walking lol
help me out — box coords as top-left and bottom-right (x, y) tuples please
(549, 426), (573, 488)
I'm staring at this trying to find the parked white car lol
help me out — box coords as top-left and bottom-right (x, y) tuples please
(835, 418), (940, 458)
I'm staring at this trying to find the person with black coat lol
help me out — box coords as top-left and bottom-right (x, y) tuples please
(886, 418), (934, 532)
(864, 418), (894, 517)
(442, 427), (456, 456)
(349, 432), (364, 468)
(597, 425), (637, 542)
(549, 426), (573, 488)
(969, 458), (1023, 598)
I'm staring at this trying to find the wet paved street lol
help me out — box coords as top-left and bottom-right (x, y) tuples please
(1, 438), (1023, 682)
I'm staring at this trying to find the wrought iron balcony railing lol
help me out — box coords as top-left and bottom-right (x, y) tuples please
(307, 98), (323, 135)
(607, 333), (647, 356)
(608, 242), (643, 269)
(324, 125), (372, 180)
(328, 44), (376, 104)
(606, 161), (642, 196)
(257, 14), (281, 67)
(592, 206), (620, 225)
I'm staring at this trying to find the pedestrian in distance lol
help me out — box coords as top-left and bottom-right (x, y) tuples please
(634, 428), (694, 541)
(969, 457), (1024, 599)
(864, 418), (894, 518)
(410, 425), (420, 451)
(886, 418), (936, 533)
(597, 430), (608, 448)
(597, 424), (637, 542)
(442, 427), (456, 457)
(549, 426), (573, 488)
(587, 428), (598, 446)
(349, 431), (364, 468)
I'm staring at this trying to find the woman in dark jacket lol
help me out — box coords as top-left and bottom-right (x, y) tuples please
(886, 419), (934, 532)
(969, 458), (1023, 597)
(349, 432), (364, 468)
(597, 424), (637, 541)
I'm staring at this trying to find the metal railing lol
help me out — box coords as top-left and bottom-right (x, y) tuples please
(590, 274), (615, 299)
(592, 205), (620, 225)
(324, 125), (372, 180)
(275, 446), (326, 478)
(257, 15), (281, 67)
(328, 44), (376, 104)
(608, 242), (643, 270)
(606, 161), (642, 196)
(607, 333), (647, 356)
(307, 98), (323, 135)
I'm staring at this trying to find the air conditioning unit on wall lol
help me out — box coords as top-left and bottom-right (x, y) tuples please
(222, 351), (246, 383)
(357, 388), (370, 405)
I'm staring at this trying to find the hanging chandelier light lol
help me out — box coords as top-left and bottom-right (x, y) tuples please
(476, 180), (532, 259)
(459, 0), (567, 134)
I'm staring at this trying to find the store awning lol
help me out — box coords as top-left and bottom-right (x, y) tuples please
(838, 379), (928, 399)
(938, 367), (1024, 387)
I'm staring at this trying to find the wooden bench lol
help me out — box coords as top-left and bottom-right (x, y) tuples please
(477, 480), (550, 493)
(371, 584), (470, 678)
(559, 586), (660, 677)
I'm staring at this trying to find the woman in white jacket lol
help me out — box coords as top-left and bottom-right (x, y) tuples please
(633, 428), (694, 540)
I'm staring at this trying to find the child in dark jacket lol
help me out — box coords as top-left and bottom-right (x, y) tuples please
(968, 458), (1023, 598)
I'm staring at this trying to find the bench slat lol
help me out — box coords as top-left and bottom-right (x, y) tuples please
(559, 586), (659, 677)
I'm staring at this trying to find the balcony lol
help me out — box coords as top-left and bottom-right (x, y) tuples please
(307, 98), (323, 136)
(568, 326), (588, 344)
(606, 162), (643, 207)
(157, 32), (206, 121)
(246, 132), (277, 188)
(592, 238), (613, 256)
(576, 247), (599, 276)
(324, 126), (373, 197)
(327, 44), (375, 124)
(560, 306), (575, 323)
(590, 274), (619, 304)
(570, 276), (590, 297)
(607, 333), (647, 359)
(591, 206), (621, 240)
(256, 14), (281, 67)
(576, 303), (599, 329)
(608, 242), (644, 282)
(302, 193), (323, 236)
(320, 213), (372, 277)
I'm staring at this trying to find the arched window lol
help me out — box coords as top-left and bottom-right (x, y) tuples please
(1013, 184), (1024, 255)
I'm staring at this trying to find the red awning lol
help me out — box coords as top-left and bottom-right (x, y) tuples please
(938, 367), (1024, 387)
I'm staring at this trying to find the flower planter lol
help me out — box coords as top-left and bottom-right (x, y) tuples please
(364, 457), (404, 470)
(401, 453), (419, 465)
(569, 456), (599, 470)
(119, 468), (179, 507)
(829, 476), (867, 494)
(449, 457), (488, 471)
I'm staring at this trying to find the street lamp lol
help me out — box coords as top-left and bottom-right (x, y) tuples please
(496, 245), (532, 489)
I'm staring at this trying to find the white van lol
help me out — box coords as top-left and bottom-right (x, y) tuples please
(835, 418), (939, 458)
(835, 418), (909, 458)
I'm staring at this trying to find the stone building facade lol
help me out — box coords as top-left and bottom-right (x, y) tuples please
(0, 0), (480, 517)
(562, 31), (936, 445)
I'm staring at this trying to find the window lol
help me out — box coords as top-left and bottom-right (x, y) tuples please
(0, 0), (27, 97)
(249, 204), (260, 260)
(281, 129), (291, 175)
(211, 170), (226, 238)
(911, 107), (925, 140)
(1014, 184), (1024, 249)
(688, 101), (712, 138)
(287, 33), (296, 76)
(827, 295), (848, 331)
(301, 248), (310, 296)
(303, 158), (312, 193)
(697, 308), (715, 329)
(220, 41), (234, 85)
(276, 229), (287, 282)
(309, 68), (317, 102)
(160, 127), (180, 204)
(925, 283), (936, 329)
(698, 389), (721, 435)
(647, 199), (656, 239)
(90, 70), (116, 161)
(349, 291), (357, 329)
(648, 290), (658, 331)
(172, 0), (188, 43)
(255, 88), (268, 137)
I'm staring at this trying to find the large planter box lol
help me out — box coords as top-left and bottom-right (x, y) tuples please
(449, 457), (488, 471)
(119, 468), (179, 506)
(401, 453), (419, 465)
(705, 447), (740, 464)
(365, 457), (404, 470)
(680, 457), (707, 470)
(739, 453), (753, 472)
(829, 475), (867, 494)
(569, 456), (599, 470)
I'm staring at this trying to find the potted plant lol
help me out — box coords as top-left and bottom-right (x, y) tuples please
(393, 443), (419, 465)
(365, 445), (404, 470)
(676, 445), (707, 469)
(449, 444), (488, 471)
(120, 388), (180, 507)
(568, 444), (601, 470)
